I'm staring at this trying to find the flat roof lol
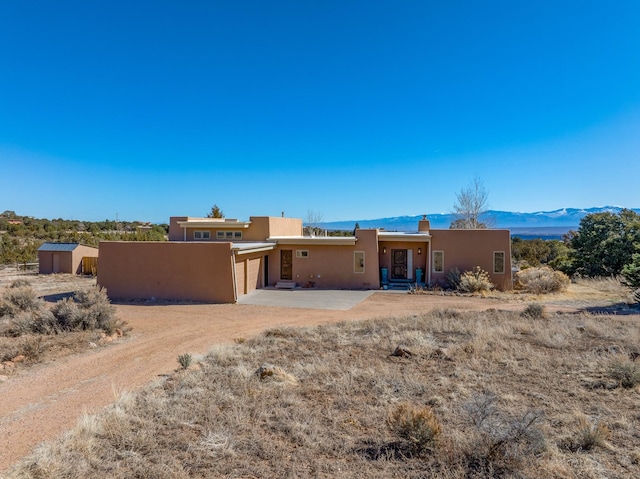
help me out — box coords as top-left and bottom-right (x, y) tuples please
(232, 242), (277, 255)
(268, 236), (357, 246)
(378, 232), (431, 242)
(177, 219), (251, 229)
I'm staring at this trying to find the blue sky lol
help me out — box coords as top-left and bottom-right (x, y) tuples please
(1, 1), (639, 223)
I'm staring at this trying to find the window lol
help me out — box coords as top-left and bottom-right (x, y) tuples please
(215, 230), (242, 240)
(494, 251), (505, 274)
(194, 231), (210, 240)
(354, 251), (365, 273)
(296, 250), (309, 258)
(433, 250), (444, 273)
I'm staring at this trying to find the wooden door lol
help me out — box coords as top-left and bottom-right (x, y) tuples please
(52, 253), (60, 273)
(280, 250), (293, 280)
(391, 249), (407, 280)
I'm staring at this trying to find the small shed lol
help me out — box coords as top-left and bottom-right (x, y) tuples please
(38, 243), (99, 275)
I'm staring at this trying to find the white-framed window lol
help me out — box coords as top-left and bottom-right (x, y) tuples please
(494, 251), (505, 274)
(296, 250), (309, 258)
(194, 230), (211, 240)
(354, 251), (365, 273)
(215, 230), (243, 240)
(433, 250), (444, 273)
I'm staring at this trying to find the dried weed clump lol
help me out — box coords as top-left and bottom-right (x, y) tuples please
(458, 266), (494, 293)
(559, 414), (611, 452)
(387, 403), (441, 454)
(8, 308), (640, 479)
(521, 302), (546, 319)
(516, 266), (570, 294)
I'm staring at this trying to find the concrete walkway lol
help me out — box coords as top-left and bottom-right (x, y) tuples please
(237, 288), (375, 310)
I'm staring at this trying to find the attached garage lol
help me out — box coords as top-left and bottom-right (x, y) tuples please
(233, 243), (276, 296)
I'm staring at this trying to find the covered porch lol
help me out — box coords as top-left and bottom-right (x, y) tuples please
(377, 231), (431, 289)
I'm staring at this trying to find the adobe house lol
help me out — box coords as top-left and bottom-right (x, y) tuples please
(97, 214), (512, 303)
(37, 243), (99, 275)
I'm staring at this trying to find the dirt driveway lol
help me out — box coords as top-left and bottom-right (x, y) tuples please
(0, 273), (631, 473)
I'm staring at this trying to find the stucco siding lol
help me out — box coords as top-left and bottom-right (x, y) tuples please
(271, 230), (380, 289)
(246, 256), (262, 293)
(98, 241), (236, 302)
(430, 229), (512, 290)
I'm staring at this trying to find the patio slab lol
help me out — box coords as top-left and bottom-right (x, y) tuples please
(237, 288), (375, 310)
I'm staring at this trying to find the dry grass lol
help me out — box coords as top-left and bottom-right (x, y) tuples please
(572, 276), (628, 295)
(0, 271), (126, 370)
(8, 307), (640, 478)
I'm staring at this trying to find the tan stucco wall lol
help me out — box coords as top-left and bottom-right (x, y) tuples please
(245, 216), (303, 240)
(267, 229), (380, 289)
(97, 241), (236, 302)
(73, 245), (99, 274)
(430, 229), (512, 290)
(168, 216), (188, 241)
(168, 216), (302, 242)
(235, 253), (265, 295)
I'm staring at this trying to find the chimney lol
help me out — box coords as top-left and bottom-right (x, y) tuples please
(418, 215), (430, 232)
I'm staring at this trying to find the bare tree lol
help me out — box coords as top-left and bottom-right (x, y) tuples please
(450, 176), (489, 229)
(206, 204), (224, 219)
(304, 210), (325, 236)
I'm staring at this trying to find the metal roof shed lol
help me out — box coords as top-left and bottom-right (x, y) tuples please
(37, 243), (99, 275)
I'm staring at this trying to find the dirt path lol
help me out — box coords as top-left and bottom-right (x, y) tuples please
(0, 291), (540, 472)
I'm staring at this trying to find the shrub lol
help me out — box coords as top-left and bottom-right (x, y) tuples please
(5, 310), (60, 336)
(177, 353), (193, 370)
(521, 303), (546, 319)
(9, 278), (33, 289)
(621, 252), (640, 289)
(51, 286), (123, 334)
(609, 360), (640, 389)
(464, 391), (546, 469)
(458, 267), (494, 293)
(446, 267), (461, 290)
(516, 266), (569, 294)
(560, 415), (610, 452)
(387, 403), (441, 454)
(0, 284), (44, 317)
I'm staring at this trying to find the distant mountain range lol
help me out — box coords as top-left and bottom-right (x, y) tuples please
(321, 207), (640, 238)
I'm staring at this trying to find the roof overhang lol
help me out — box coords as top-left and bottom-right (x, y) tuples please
(177, 220), (251, 229)
(232, 242), (277, 255)
(269, 236), (357, 246)
(378, 232), (431, 242)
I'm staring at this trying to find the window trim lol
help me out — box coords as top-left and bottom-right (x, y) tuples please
(214, 230), (243, 240)
(354, 251), (365, 274)
(432, 250), (444, 273)
(193, 230), (211, 240)
(296, 250), (309, 258)
(493, 251), (505, 274)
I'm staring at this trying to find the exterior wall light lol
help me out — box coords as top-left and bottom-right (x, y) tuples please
(382, 247), (387, 254)
(418, 247), (422, 255)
